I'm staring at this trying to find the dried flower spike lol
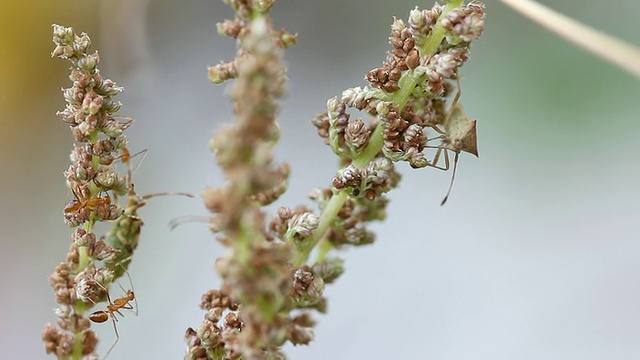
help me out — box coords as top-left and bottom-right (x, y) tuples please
(44, 25), (153, 360)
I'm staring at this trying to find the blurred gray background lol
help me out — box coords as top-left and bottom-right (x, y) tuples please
(2, 0), (640, 359)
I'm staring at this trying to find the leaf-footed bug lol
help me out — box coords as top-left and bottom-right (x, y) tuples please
(425, 79), (478, 205)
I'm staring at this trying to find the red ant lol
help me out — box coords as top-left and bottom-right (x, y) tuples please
(117, 147), (131, 164)
(66, 147), (144, 215)
(64, 189), (112, 214)
(88, 273), (138, 359)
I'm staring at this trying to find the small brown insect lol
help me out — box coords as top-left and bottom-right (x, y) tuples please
(64, 191), (111, 214)
(89, 274), (137, 359)
(425, 80), (478, 205)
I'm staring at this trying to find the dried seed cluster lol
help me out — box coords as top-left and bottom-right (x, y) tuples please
(44, 25), (148, 359)
(187, 2), (319, 358)
(315, 1), (485, 174)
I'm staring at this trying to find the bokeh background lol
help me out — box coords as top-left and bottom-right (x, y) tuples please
(2, 0), (639, 359)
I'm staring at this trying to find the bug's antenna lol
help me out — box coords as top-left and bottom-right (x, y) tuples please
(440, 152), (460, 206)
(168, 215), (211, 231)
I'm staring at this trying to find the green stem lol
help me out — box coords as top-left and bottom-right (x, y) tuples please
(70, 300), (89, 360)
(296, 78), (411, 266)
(391, 71), (419, 110)
(236, 220), (253, 267)
(71, 334), (84, 360)
(293, 190), (348, 266)
(313, 238), (332, 265)
(89, 131), (99, 171)
(77, 245), (90, 272)
(419, 0), (462, 55)
(69, 246), (91, 359)
(353, 120), (385, 168)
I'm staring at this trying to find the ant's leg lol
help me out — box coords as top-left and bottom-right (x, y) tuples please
(92, 279), (113, 305)
(119, 303), (134, 311)
(118, 148), (148, 188)
(128, 149), (148, 178)
(102, 316), (120, 360)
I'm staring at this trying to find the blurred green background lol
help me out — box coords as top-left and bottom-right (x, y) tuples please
(2, 0), (639, 359)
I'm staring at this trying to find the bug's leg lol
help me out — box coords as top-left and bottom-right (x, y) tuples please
(427, 124), (447, 136)
(451, 84), (461, 109)
(424, 146), (450, 171)
(427, 134), (445, 142)
(441, 78), (462, 126)
(441, 148), (450, 171)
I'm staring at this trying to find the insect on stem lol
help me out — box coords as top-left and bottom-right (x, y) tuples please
(424, 78), (478, 205)
(88, 271), (137, 360)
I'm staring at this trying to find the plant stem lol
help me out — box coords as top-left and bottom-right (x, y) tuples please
(498, 0), (640, 79)
(313, 238), (332, 265)
(294, 190), (347, 266)
(77, 246), (89, 272)
(353, 120), (385, 168)
(420, 0), (462, 54)
(71, 335), (83, 360)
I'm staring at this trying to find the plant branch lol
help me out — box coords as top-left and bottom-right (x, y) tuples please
(498, 0), (640, 79)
